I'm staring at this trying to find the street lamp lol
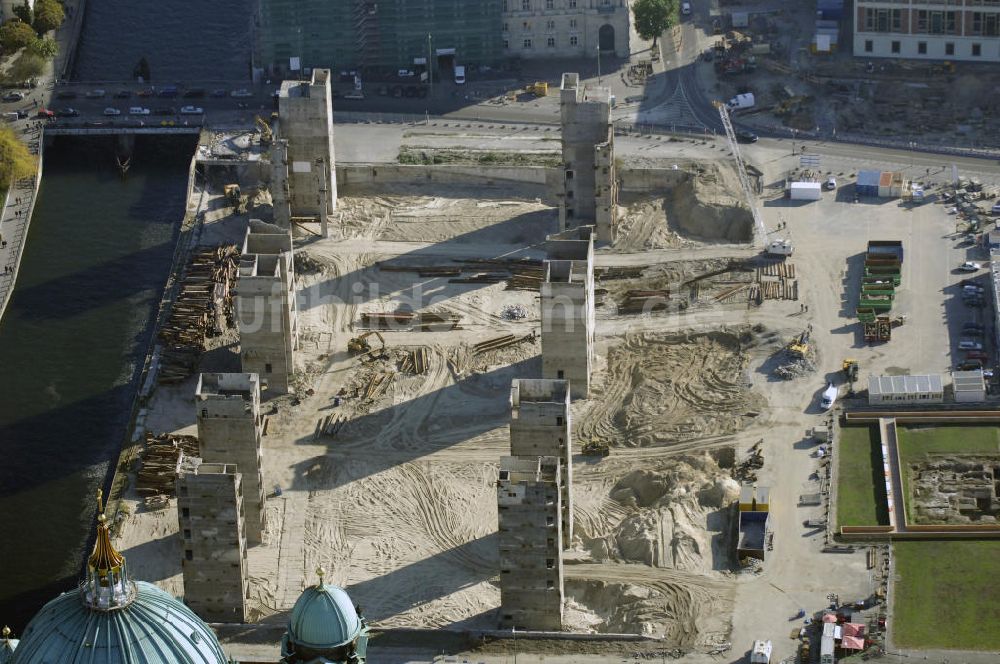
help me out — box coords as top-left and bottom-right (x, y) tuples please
(597, 45), (602, 85)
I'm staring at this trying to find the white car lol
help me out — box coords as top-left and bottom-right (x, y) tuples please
(103, 107), (121, 116)
(230, 88), (253, 98)
(128, 107), (150, 115)
(820, 383), (838, 410)
(825, 176), (837, 190)
(397, 69), (415, 78)
(179, 105), (204, 115)
(681, 1), (692, 14)
(959, 261), (982, 272)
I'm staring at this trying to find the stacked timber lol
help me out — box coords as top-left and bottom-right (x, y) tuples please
(399, 347), (429, 374)
(137, 432), (200, 501)
(158, 245), (240, 383)
(472, 332), (536, 355)
(619, 289), (672, 314)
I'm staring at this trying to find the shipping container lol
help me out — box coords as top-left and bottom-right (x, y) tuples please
(856, 170), (881, 197)
(790, 181), (822, 200)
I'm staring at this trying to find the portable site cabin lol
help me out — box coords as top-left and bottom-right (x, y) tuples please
(790, 181), (822, 200)
(953, 370), (986, 402)
(867, 374), (944, 405)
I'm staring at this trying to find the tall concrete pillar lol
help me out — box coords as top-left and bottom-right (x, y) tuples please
(558, 72), (617, 243)
(177, 461), (250, 623)
(497, 456), (564, 631)
(540, 227), (595, 400)
(195, 372), (267, 544)
(237, 220), (298, 394)
(510, 379), (573, 548)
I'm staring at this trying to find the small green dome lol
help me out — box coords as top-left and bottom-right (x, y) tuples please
(286, 583), (361, 650)
(12, 582), (229, 664)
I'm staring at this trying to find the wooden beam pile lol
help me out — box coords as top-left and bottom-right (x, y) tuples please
(314, 414), (348, 440)
(754, 262), (798, 302)
(363, 372), (393, 401)
(159, 245), (240, 383)
(399, 347), (429, 374)
(472, 332), (536, 356)
(619, 289), (672, 314)
(506, 265), (546, 291)
(595, 266), (645, 280)
(136, 432), (200, 499)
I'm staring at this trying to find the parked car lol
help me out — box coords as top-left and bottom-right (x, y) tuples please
(179, 105), (203, 115)
(103, 107), (121, 116)
(183, 88), (205, 98)
(137, 87), (155, 97)
(820, 383), (838, 410)
(85, 89), (106, 99)
(959, 261), (982, 272)
(158, 86), (179, 98)
(211, 88), (228, 98)
(992, 202), (1000, 215)
(128, 107), (150, 115)
(3, 91), (25, 102)
(958, 339), (984, 351)
(681, 1), (692, 14)
(230, 88), (253, 98)
(36, 109), (54, 119)
(397, 69), (415, 78)
(957, 360), (983, 371)
(736, 130), (758, 144)
(114, 90), (131, 99)
(966, 350), (989, 361)
(153, 107), (176, 116)
(56, 108), (79, 117)
(825, 176), (837, 190)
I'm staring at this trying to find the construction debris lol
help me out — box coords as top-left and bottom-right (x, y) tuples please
(158, 245), (239, 383)
(500, 304), (528, 320)
(136, 432), (200, 502)
(733, 440), (764, 483)
(399, 347), (429, 374)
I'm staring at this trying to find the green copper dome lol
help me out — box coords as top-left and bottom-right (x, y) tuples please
(13, 582), (229, 664)
(286, 583), (361, 649)
(280, 570), (368, 663)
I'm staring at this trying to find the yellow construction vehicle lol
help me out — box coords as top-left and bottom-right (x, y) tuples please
(348, 330), (386, 356)
(788, 329), (810, 358)
(526, 81), (548, 97)
(581, 440), (610, 457)
(842, 359), (859, 382)
(254, 115), (273, 145)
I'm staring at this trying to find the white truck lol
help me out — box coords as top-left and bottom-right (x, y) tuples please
(750, 639), (772, 663)
(727, 92), (755, 110)
(765, 238), (793, 256)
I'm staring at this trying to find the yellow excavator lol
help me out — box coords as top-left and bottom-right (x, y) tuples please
(788, 329), (810, 359)
(843, 358), (859, 395)
(348, 330), (386, 357)
(254, 115), (273, 146)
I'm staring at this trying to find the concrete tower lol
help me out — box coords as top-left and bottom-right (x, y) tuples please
(509, 378), (573, 548)
(237, 220), (298, 394)
(540, 227), (595, 400)
(558, 72), (617, 243)
(497, 456), (564, 631)
(195, 372), (267, 544)
(277, 69), (336, 236)
(176, 461), (250, 623)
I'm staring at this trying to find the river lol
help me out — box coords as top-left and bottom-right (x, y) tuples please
(72, 0), (253, 82)
(0, 135), (196, 628)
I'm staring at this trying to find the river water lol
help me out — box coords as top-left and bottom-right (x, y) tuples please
(72, 0), (253, 82)
(0, 135), (196, 627)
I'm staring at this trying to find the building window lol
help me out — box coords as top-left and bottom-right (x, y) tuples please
(546, 0), (553, 7)
(891, 40), (900, 54)
(864, 8), (901, 33)
(523, 21), (530, 30)
(264, 362), (272, 373)
(522, 0), (530, 9)
(547, 19), (555, 29)
(503, 0), (508, 10)
(182, 508), (190, 518)
(568, 0), (576, 6)
(864, 39), (873, 53)
(547, 36), (555, 47)
(569, 18), (577, 28)
(546, 558), (555, 568)
(557, 369), (565, 378)
(503, 39), (509, 49)
(556, 416), (564, 425)
(185, 549), (193, 561)
(945, 42), (954, 55)
(917, 41), (927, 54)
(570, 35), (578, 46)
(972, 43), (982, 56)
(547, 516), (554, 525)
(503, 22), (508, 32)
(524, 38), (532, 48)
(546, 579), (555, 589)
(183, 529), (191, 539)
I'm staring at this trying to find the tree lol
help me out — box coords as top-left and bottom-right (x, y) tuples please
(133, 56), (151, 82)
(32, 0), (64, 35)
(13, 1), (32, 25)
(0, 126), (37, 189)
(27, 36), (57, 59)
(8, 52), (45, 81)
(632, 0), (678, 47)
(0, 20), (38, 53)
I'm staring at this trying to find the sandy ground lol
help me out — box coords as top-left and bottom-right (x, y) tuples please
(111, 129), (1000, 663)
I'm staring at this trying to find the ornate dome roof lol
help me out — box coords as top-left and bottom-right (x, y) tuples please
(285, 571), (362, 651)
(12, 490), (229, 664)
(12, 582), (229, 664)
(1, 626), (17, 664)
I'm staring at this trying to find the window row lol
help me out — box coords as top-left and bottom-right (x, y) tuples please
(504, 18), (580, 30)
(864, 38), (985, 57)
(505, 35), (581, 48)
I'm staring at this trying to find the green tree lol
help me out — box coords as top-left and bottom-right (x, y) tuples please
(8, 52), (45, 81)
(13, 1), (33, 25)
(0, 20), (38, 52)
(0, 126), (37, 189)
(632, 0), (678, 47)
(27, 36), (57, 58)
(32, 0), (64, 35)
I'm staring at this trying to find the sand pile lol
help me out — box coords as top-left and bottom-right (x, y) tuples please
(577, 331), (765, 448)
(613, 195), (686, 252)
(665, 164), (753, 242)
(578, 454), (738, 574)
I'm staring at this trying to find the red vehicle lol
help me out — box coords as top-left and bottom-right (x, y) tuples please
(36, 108), (55, 119)
(965, 350), (988, 361)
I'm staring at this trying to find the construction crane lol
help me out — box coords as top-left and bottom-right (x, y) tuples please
(714, 101), (768, 249)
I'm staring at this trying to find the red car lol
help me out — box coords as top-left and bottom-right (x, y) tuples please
(965, 350), (988, 361)
(36, 109), (54, 119)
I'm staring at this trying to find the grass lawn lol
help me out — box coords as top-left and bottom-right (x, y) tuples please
(836, 425), (890, 527)
(895, 425), (1000, 521)
(893, 540), (1000, 649)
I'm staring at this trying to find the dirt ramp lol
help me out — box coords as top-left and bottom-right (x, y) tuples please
(666, 165), (753, 243)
